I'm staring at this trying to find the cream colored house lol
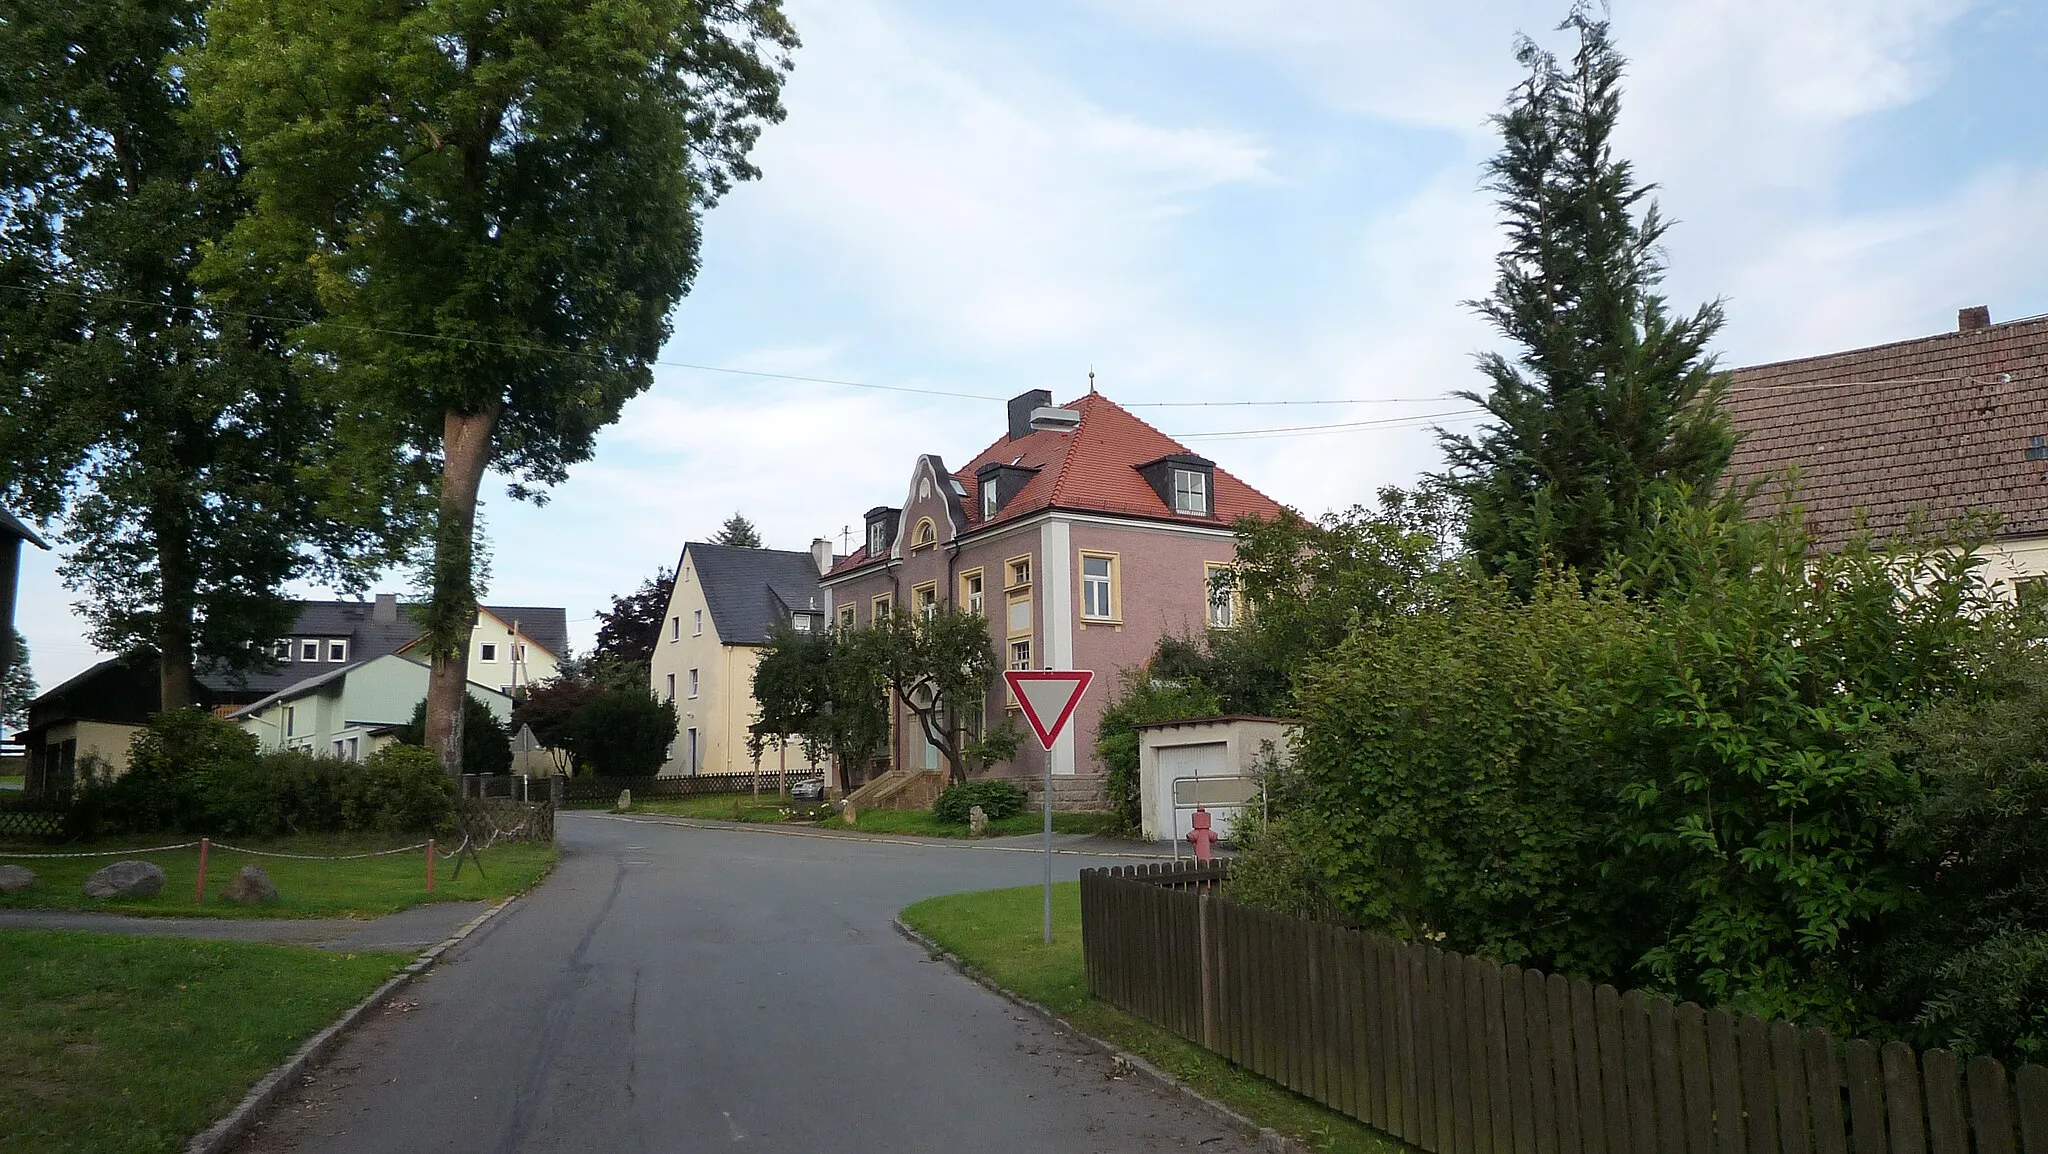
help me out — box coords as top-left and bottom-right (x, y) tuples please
(651, 541), (833, 775)
(397, 605), (563, 695)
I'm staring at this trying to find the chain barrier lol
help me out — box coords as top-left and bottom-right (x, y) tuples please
(0, 841), (202, 860)
(207, 840), (433, 861)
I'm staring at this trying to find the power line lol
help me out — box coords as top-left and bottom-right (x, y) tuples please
(1173, 409), (1486, 440)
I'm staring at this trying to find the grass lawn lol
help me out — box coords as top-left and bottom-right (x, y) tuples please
(0, 773), (23, 791)
(846, 808), (1118, 839)
(0, 930), (408, 1154)
(0, 833), (556, 919)
(901, 884), (1410, 1154)
(620, 792), (812, 822)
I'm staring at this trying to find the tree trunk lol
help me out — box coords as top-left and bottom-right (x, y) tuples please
(153, 500), (200, 712)
(423, 403), (501, 774)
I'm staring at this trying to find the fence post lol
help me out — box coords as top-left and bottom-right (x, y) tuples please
(1200, 890), (1219, 1052)
(194, 837), (210, 903)
(551, 773), (565, 808)
(426, 839), (436, 892)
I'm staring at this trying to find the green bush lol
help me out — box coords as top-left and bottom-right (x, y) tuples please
(566, 687), (678, 776)
(347, 744), (457, 835)
(103, 709), (262, 832)
(932, 779), (1025, 825)
(395, 693), (513, 775)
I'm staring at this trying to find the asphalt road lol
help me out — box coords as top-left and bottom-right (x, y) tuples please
(239, 812), (1267, 1154)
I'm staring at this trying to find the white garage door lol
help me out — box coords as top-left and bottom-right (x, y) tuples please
(1156, 742), (1236, 842)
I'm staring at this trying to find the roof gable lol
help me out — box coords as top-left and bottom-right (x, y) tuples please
(827, 393), (1285, 578)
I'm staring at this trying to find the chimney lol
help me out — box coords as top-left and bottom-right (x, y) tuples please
(1959, 305), (1991, 332)
(1007, 389), (1053, 441)
(810, 537), (833, 576)
(373, 592), (398, 624)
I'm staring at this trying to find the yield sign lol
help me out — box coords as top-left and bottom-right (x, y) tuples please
(1005, 670), (1095, 751)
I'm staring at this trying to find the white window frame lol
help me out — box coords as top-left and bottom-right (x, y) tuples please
(688, 668), (699, 698)
(671, 615), (680, 641)
(1173, 468), (1209, 515)
(1206, 562), (1237, 629)
(299, 640), (320, 662)
(1080, 552), (1117, 621)
(1008, 638), (1032, 671)
(272, 639), (293, 663)
(479, 642), (498, 663)
(327, 639), (348, 663)
(792, 613), (813, 633)
(284, 705), (297, 738)
(692, 609), (702, 636)
(868, 522), (887, 556)
(666, 672), (676, 701)
(983, 483), (998, 520)
(961, 570), (984, 617)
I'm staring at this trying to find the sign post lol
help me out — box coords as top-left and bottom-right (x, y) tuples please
(1005, 669), (1094, 943)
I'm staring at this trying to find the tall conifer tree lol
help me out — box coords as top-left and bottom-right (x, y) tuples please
(1441, 8), (1734, 593)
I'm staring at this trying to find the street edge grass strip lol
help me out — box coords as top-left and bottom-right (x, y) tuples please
(589, 810), (1175, 859)
(891, 915), (1305, 1154)
(181, 865), (546, 1154)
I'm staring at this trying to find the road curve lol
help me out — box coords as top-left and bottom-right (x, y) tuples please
(237, 811), (1266, 1153)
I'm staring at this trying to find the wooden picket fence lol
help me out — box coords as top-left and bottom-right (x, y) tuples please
(1080, 861), (2048, 1154)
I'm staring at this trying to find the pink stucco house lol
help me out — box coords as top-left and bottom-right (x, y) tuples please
(819, 388), (1284, 802)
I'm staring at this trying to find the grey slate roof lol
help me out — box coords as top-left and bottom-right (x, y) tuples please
(685, 543), (828, 646)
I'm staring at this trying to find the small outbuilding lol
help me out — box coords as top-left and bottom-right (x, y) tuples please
(1135, 716), (1294, 844)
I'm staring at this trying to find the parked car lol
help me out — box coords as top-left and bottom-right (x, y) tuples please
(789, 776), (826, 801)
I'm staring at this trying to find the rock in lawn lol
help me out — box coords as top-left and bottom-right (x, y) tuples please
(84, 860), (165, 899)
(226, 864), (278, 904)
(968, 805), (989, 837)
(0, 864), (35, 893)
(616, 788), (632, 811)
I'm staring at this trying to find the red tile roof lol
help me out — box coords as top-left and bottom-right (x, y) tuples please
(827, 393), (1284, 576)
(1724, 314), (2048, 546)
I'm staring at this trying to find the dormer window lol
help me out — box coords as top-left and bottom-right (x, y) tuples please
(792, 612), (813, 633)
(868, 522), (886, 555)
(982, 482), (998, 520)
(1136, 453), (1217, 519)
(863, 506), (900, 559)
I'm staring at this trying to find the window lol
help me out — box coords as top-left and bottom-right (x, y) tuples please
(960, 570), (984, 617)
(346, 736), (359, 761)
(688, 668), (699, 698)
(912, 518), (937, 550)
(1206, 563), (1237, 629)
(686, 728), (699, 774)
(271, 639), (293, 663)
(333, 739), (346, 758)
(666, 673), (676, 701)
(838, 605), (856, 631)
(300, 640), (320, 662)
(284, 706), (297, 738)
(982, 482), (998, 520)
(2017, 577), (2047, 606)
(671, 616), (680, 641)
(480, 643), (498, 663)
(692, 610), (702, 636)
(913, 582), (938, 620)
(1008, 639), (1032, 670)
(873, 593), (892, 620)
(868, 521), (887, 556)
(515, 643), (527, 662)
(792, 613), (813, 633)
(1080, 552), (1118, 621)
(1006, 555), (1031, 589)
(1173, 468), (1209, 515)
(327, 639), (348, 662)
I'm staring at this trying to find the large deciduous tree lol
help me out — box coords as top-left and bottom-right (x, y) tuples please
(0, 0), (419, 709)
(751, 621), (888, 793)
(189, 0), (797, 770)
(1440, 9), (1734, 593)
(592, 568), (673, 683)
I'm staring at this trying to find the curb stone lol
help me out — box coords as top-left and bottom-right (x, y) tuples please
(892, 916), (1305, 1154)
(182, 895), (519, 1154)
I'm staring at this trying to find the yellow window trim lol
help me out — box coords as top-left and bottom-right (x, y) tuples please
(872, 593), (894, 621)
(1004, 589), (1033, 640)
(911, 580), (938, 618)
(1004, 552), (1033, 590)
(1078, 549), (1122, 624)
(912, 517), (937, 551)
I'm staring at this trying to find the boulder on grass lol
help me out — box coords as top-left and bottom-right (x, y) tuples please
(84, 860), (165, 899)
(225, 864), (278, 904)
(0, 864), (35, 894)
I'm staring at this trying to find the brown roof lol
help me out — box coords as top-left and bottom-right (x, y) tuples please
(827, 393), (1285, 577)
(1724, 313), (2048, 545)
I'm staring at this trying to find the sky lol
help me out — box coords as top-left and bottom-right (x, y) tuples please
(16, 0), (2048, 689)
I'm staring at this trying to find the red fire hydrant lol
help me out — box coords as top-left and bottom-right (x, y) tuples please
(1186, 806), (1219, 863)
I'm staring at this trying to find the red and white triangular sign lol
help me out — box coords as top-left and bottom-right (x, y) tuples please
(1005, 670), (1095, 751)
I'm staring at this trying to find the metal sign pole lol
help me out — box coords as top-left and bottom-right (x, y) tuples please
(1043, 740), (1053, 944)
